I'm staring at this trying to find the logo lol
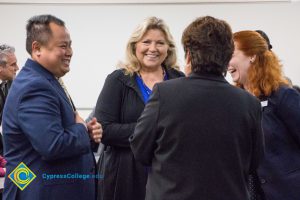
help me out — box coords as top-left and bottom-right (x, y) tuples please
(8, 162), (36, 190)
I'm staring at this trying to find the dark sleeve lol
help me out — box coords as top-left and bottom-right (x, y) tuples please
(277, 88), (300, 144)
(249, 100), (266, 200)
(95, 71), (136, 147)
(18, 81), (91, 161)
(130, 85), (160, 165)
(250, 100), (264, 173)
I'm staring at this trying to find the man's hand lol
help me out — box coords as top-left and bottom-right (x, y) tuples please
(87, 117), (103, 143)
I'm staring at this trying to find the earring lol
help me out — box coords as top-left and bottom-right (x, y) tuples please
(250, 55), (256, 63)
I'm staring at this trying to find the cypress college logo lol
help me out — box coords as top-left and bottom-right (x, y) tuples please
(8, 162), (36, 190)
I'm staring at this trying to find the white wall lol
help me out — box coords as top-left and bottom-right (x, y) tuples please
(1, 1), (300, 118)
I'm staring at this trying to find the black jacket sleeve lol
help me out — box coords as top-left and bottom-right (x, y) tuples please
(95, 71), (136, 147)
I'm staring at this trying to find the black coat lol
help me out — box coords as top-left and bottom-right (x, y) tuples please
(0, 80), (12, 125)
(130, 73), (264, 200)
(0, 80), (12, 156)
(94, 68), (184, 200)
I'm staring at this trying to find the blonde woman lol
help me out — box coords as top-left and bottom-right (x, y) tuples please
(94, 17), (184, 200)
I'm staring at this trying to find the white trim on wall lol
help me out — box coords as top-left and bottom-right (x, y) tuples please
(0, 0), (291, 4)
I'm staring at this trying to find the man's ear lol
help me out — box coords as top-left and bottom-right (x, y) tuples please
(184, 50), (192, 76)
(32, 41), (41, 57)
(185, 50), (191, 65)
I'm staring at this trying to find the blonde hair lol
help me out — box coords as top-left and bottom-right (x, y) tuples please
(121, 16), (179, 75)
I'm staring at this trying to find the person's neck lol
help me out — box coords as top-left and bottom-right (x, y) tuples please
(138, 66), (165, 90)
(243, 83), (254, 95)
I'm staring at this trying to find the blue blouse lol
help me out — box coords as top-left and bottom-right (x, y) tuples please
(135, 71), (168, 103)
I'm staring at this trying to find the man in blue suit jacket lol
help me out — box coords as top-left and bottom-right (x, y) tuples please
(2, 15), (102, 200)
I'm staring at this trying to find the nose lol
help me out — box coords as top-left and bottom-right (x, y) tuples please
(66, 46), (73, 57)
(149, 42), (157, 51)
(15, 64), (19, 71)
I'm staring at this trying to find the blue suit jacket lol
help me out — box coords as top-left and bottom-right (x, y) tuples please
(2, 59), (96, 200)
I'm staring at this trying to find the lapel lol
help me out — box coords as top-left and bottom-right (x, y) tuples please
(25, 59), (73, 109)
(0, 82), (6, 106)
(0, 82), (5, 121)
(118, 71), (145, 104)
(53, 78), (75, 110)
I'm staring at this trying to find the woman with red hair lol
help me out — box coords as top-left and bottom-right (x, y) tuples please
(228, 30), (300, 200)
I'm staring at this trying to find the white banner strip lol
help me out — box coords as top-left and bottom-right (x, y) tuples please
(0, 0), (291, 4)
